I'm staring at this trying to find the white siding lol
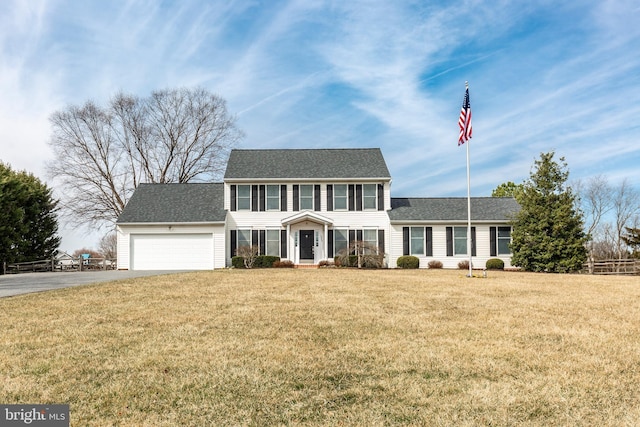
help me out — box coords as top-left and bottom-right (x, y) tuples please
(389, 224), (514, 269)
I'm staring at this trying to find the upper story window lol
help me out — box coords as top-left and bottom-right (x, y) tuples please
(299, 185), (314, 210)
(237, 185), (251, 210)
(363, 184), (377, 210)
(266, 185), (280, 210)
(333, 184), (348, 210)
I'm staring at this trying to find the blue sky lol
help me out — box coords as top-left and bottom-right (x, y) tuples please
(1, 0), (639, 251)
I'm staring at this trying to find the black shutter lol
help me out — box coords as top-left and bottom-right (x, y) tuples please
(252, 230), (259, 248)
(426, 227), (433, 257)
(355, 184), (363, 211)
(356, 229), (363, 242)
(377, 184), (384, 211)
(293, 185), (299, 211)
(471, 227), (477, 256)
(314, 185), (321, 211)
(280, 230), (287, 258)
(327, 185), (333, 211)
(490, 227), (497, 257)
(230, 230), (237, 257)
(259, 185), (266, 211)
(251, 185), (258, 211)
(378, 229), (385, 255)
(230, 185), (237, 212)
(280, 185), (287, 211)
(328, 230), (334, 258)
(403, 227), (409, 256)
(259, 230), (266, 255)
(348, 185), (355, 211)
(348, 230), (356, 245)
(446, 227), (453, 256)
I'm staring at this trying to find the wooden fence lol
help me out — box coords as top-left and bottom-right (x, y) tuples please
(583, 259), (640, 275)
(3, 257), (117, 274)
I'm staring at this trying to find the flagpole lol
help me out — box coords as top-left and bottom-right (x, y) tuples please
(464, 82), (472, 278)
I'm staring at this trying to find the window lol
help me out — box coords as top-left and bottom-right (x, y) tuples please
(237, 229), (251, 249)
(334, 229), (348, 255)
(454, 227), (467, 255)
(266, 230), (280, 256)
(362, 229), (377, 253)
(334, 184), (347, 210)
(363, 184), (377, 210)
(237, 185), (250, 210)
(266, 185), (279, 210)
(299, 185), (313, 210)
(410, 227), (424, 256)
(498, 227), (511, 254)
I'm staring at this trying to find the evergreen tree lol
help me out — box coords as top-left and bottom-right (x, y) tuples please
(622, 227), (640, 257)
(0, 162), (60, 267)
(492, 181), (524, 202)
(510, 152), (587, 272)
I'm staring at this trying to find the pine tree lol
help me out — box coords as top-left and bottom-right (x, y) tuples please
(510, 152), (587, 272)
(0, 163), (60, 267)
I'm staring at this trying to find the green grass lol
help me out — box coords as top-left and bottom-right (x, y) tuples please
(1, 269), (639, 426)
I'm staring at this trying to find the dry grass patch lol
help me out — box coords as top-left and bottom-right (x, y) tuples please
(1, 269), (640, 426)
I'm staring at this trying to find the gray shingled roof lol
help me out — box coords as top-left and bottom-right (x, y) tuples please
(116, 183), (225, 223)
(224, 148), (391, 179)
(388, 197), (520, 222)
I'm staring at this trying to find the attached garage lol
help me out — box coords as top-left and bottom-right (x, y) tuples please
(116, 183), (227, 271)
(130, 233), (214, 270)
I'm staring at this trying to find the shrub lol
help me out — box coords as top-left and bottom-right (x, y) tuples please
(486, 258), (505, 270)
(236, 245), (259, 268)
(427, 260), (443, 269)
(231, 256), (245, 269)
(457, 260), (470, 270)
(254, 255), (280, 268)
(335, 254), (358, 267)
(273, 260), (294, 268)
(318, 260), (335, 268)
(397, 255), (419, 269)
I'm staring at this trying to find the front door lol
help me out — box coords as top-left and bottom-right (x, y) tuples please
(300, 230), (315, 261)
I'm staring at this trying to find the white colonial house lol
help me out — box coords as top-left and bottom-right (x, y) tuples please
(116, 148), (519, 270)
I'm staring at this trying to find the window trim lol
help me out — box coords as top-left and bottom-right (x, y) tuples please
(266, 185), (280, 211)
(333, 184), (348, 211)
(236, 185), (251, 211)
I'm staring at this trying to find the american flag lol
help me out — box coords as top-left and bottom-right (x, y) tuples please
(458, 85), (472, 146)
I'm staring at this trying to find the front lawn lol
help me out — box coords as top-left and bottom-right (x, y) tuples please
(1, 269), (639, 426)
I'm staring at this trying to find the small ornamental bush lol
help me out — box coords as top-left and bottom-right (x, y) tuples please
(397, 255), (419, 269)
(231, 256), (245, 269)
(486, 258), (505, 270)
(457, 260), (470, 270)
(318, 260), (335, 268)
(427, 260), (443, 269)
(273, 260), (294, 268)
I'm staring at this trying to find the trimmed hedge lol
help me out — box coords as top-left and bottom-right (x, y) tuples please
(397, 255), (419, 269)
(231, 256), (245, 269)
(232, 255), (280, 268)
(486, 258), (505, 270)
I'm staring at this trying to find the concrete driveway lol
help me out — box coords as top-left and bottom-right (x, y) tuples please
(0, 270), (189, 298)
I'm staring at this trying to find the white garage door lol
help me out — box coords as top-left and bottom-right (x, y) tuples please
(130, 234), (214, 270)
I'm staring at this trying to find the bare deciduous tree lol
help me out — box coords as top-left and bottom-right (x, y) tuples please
(98, 232), (118, 259)
(47, 87), (243, 229)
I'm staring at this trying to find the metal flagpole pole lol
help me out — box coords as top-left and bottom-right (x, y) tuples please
(466, 127), (472, 277)
(465, 82), (472, 278)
